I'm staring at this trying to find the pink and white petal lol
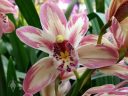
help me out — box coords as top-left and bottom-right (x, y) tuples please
(77, 44), (119, 69)
(80, 35), (97, 46)
(0, 13), (14, 34)
(3, 18), (15, 33)
(16, 26), (54, 53)
(119, 17), (128, 48)
(40, 2), (67, 37)
(40, 82), (56, 96)
(80, 34), (117, 49)
(82, 84), (115, 95)
(110, 17), (126, 48)
(0, 0), (16, 14)
(99, 64), (128, 79)
(62, 67), (87, 80)
(0, 13), (11, 33)
(23, 57), (59, 95)
(103, 32), (118, 48)
(67, 11), (89, 48)
(109, 87), (128, 95)
(40, 80), (71, 96)
(107, 0), (128, 20)
(59, 81), (71, 95)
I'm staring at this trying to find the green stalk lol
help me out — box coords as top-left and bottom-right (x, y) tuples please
(55, 77), (60, 96)
(66, 69), (94, 96)
(0, 54), (7, 96)
(73, 70), (80, 80)
(117, 48), (128, 63)
(97, 20), (112, 44)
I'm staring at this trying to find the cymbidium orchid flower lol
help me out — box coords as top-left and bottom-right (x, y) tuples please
(0, 0), (16, 37)
(80, 33), (128, 80)
(83, 80), (128, 96)
(16, 2), (119, 96)
(106, 0), (128, 48)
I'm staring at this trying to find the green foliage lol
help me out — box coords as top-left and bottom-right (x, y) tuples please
(15, 0), (42, 29)
(95, 0), (105, 13)
(7, 57), (21, 96)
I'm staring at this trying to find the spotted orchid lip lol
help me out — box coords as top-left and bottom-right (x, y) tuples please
(53, 40), (78, 72)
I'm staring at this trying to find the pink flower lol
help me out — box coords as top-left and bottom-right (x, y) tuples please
(16, 2), (119, 96)
(0, 0), (16, 37)
(80, 33), (128, 79)
(106, 0), (128, 48)
(0, 0), (16, 14)
(83, 80), (128, 96)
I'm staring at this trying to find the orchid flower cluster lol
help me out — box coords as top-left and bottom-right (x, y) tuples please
(1, 0), (128, 96)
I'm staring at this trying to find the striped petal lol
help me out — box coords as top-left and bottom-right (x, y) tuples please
(103, 32), (118, 48)
(110, 17), (125, 48)
(77, 44), (119, 69)
(107, 0), (128, 20)
(62, 67), (86, 80)
(82, 84), (115, 96)
(0, 0), (16, 14)
(40, 81), (71, 96)
(40, 83), (55, 96)
(0, 13), (15, 36)
(23, 57), (59, 95)
(99, 64), (128, 79)
(109, 87), (128, 95)
(4, 18), (15, 33)
(119, 17), (128, 48)
(80, 34), (117, 48)
(40, 2), (67, 37)
(16, 26), (54, 53)
(67, 11), (89, 48)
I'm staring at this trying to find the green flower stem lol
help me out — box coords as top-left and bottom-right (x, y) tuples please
(73, 70), (80, 80)
(97, 20), (112, 44)
(117, 48), (128, 63)
(0, 54), (7, 96)
(66, 69), (94, 96)
(55, 77), (61, 96)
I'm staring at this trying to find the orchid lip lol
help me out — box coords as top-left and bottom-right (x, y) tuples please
(53, 40), (78, 72)
(0, 13), (8, 23)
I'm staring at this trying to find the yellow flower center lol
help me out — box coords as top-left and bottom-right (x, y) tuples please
(60, 51), (70, 62)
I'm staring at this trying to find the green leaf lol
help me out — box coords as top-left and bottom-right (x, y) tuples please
(87, 12), (104, 29)
(15, 0), (42, 29)
(9, 32), (29, 72)
(95, 0), (105, 13)
(0, 54), (7, 96)
(0, 39), (8, 54)
(7, 57), (21, 96)
(84, 0), (100, 34)
(92, 75), (121, 87)
(66, 69), (94, 96)
(27, 47), (38, 64)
